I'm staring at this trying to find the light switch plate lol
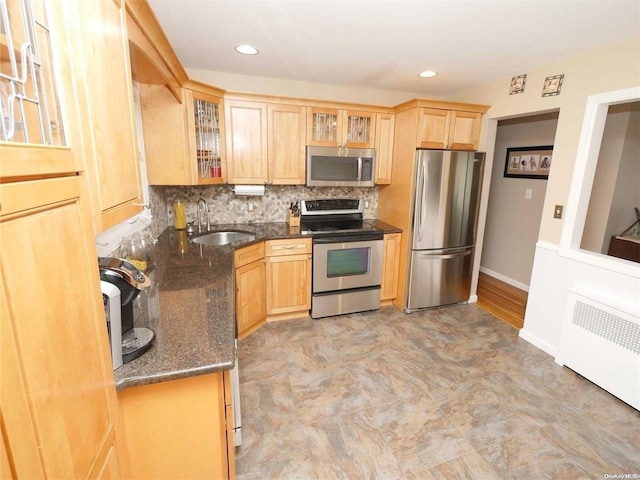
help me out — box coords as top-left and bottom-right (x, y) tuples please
(525, 188), (533, 200)
(554, 205), (563, 219)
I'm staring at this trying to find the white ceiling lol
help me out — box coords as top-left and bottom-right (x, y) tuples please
(147, 0), (640, 97)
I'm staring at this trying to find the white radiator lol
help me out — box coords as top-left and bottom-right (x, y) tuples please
(556, 290), (640, 410)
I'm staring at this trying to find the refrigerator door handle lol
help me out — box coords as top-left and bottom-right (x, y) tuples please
(417, 159), (428, 242)
(416, 249), (472, 260)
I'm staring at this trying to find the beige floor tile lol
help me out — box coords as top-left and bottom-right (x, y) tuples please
(477, 427), (595, 480)
(409, 450), (500, 480)
(235, 304), (640, 479)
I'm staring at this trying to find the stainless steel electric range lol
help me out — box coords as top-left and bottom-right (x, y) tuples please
(300, 198), (383, 319)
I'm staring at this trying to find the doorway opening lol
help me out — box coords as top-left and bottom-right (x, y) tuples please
(477, 111), (559, 328)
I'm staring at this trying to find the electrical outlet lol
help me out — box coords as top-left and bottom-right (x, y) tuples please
(167, 207), (174, 222)
(554, 205), (563, 219)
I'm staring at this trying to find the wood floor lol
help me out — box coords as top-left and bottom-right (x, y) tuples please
(476, 271), (528, 329)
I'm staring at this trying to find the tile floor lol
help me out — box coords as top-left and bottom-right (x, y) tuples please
(235, 304), (639, 479)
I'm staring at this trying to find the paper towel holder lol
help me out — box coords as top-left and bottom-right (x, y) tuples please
(231, 185), (265, 196)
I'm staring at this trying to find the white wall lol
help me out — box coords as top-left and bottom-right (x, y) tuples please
(450, 38), (640, 356)
(481, 113), (557, 288)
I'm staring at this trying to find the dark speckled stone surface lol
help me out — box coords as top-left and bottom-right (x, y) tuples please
(114, 221), (401, 391)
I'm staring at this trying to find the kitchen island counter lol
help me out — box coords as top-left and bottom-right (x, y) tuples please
(114, 220), (401, 390)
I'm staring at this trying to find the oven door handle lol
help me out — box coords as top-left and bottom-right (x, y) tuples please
(313, 232), (383, 244)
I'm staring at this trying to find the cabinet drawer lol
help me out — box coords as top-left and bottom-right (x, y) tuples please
(265, 238), (312, 257)
(234, 242), (265, 268)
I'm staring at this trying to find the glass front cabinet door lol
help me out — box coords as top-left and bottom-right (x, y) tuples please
(307, 107), (376, 148)
(188, 91), (225, 184)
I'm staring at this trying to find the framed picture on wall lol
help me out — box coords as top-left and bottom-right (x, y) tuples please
(509, 74), (527, 95)
(542, 74), (564, 96)
(504, 145), (554, 179)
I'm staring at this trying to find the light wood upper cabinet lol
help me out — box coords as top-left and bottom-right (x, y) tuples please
(448, 110), (483, 150)
(418, 108), (482, 151)
(381, 233), (402, 302)
(186, 88), (226, 184)
(307, 107), (376, 148)
(265, 239), (312, 319)
(375, 112), (395, 184)
(1, 177), (122, 479)
(74, 0), (144, 232)
(267, 103), (307, 184)
(225, 99), (307, 185)
(140, 83), (227, 185)
(235, 242), (267, 339)
(225, 99), (268, 184)
(0, 0), (83, 177)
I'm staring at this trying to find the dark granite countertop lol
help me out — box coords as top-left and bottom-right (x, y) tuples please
(114, 220), (401, 391)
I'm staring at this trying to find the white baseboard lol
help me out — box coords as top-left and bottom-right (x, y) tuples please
(519, 328), (557, 358)
(468, 294), (478, 304)
(479, 266), (529, 292)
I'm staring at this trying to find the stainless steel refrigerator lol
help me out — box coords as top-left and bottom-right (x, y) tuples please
(405, 149), (485, 312)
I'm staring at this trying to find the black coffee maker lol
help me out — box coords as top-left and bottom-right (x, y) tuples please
(99, 257), (154, 368)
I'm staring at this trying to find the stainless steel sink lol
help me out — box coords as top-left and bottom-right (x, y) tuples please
(190, 230), (255, 246)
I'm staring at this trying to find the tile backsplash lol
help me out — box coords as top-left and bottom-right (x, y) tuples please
(149, 185), (378, 235)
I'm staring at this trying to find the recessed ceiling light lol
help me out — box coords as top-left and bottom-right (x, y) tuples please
(235, 44), (259, 55)
(418, 70), (438, 78)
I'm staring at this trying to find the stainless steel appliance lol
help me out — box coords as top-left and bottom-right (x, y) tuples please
(99, 257), (155, 366)
(306, 146), (375, 187)
(301, 198), (383, 318)
(230, 339), (242, 446)
(405, 150), (485, 312)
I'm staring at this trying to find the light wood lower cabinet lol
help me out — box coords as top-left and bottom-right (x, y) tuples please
(381, 233), (402, 303)
(118, 372), (234, 480)
(265, 239), (312, 320)
(235, 242), (267, 339)
(0, 177), (122, 479)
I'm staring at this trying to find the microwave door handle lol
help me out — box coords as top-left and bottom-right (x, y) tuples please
(357, 157), (362, 181)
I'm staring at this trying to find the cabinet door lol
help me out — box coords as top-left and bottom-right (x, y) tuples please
(266, 253), (312, 316)
(267, 103), (306, 184)
(342, 110), (376, 148)
(236, 258), (267, 339)
(448, 110), (482, 151)
(417, 108), (450, 149)
(139, 84), (192, 185)
(118, 373), (229, 479)
(307, 106), (341, 146)
(375, 113), (395, 184)
(0, 177), (121, 479)
(75, 0), (143, 231)
(187, 90), (226, 184)
(225, 100), (268, 184)
(0, 0), (83, 177)
(381, 233), (402, 301)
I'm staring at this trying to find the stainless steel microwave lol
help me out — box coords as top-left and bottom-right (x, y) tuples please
(306, 146), (376, 187)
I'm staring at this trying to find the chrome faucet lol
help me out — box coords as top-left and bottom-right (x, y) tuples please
(196, 198), (210, 233)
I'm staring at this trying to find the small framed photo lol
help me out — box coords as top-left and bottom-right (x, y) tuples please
(509, 74), (526, 95)
(542, 74), (564, 97)
(504, 145), (554, 179)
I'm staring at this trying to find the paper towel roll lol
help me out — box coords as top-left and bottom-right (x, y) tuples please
(232, 185), (265, 196)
